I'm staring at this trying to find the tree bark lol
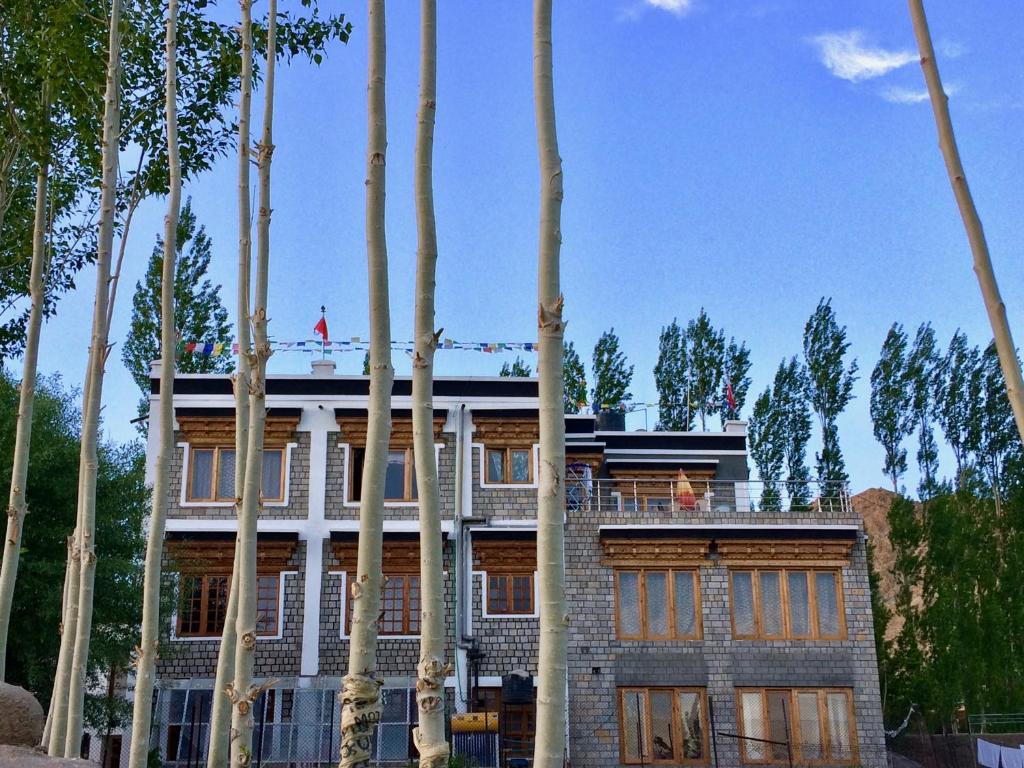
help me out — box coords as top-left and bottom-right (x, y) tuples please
(410, 1), (448, 765)
(0, 155), (48, 680)
(207, 1), (255, 762)
(127, 1), (180, 764)
(531, 1), (568, 767)
(907, 0), (1024, 444)
(48, 529), (80, 754)
(229, 1), (276, 765)
(59, 0), (122, 754)
(340, 2), (393, 765)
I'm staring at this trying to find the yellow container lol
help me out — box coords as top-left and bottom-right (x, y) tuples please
(451, 711), (499, 733)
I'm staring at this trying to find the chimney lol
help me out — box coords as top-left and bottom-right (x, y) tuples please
(311, 358), (336, 377)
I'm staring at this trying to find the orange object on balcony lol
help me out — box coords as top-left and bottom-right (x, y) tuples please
(675, 470), (697, 511)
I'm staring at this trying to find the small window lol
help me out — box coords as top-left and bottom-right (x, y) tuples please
(619, 687), (707, 765)
(177, 573), (279, 637)
(352, 448), (417, 502)
(616, 569), (701, 640)
(730, 568), (845, 640)
(484, 447), (533, 484)
(187, 446), (285, 502)
(347, 573), (420, 635)
(487, 573), (534, 615)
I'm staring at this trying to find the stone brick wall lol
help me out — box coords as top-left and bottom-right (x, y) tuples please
(470, 572), (539, 677)
(167, 431), (311, 520)
(156, 541), (305, 680)
(470, 445), (538, 521)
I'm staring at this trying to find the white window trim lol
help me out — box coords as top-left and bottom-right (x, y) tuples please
(474, 443), (540, 489)
(473, 570), (540, 619)
(178, 441), (296, 508)
(338, 442), (443, 509)
(333, 570), (421, 641)
(169, 571), (293, 642)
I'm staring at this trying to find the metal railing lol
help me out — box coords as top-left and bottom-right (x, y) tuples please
(563, 468), (851, 517)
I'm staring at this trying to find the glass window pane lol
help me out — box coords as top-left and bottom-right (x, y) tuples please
(179, 577), (202, 634)
(217, 449), (236, 500)
(797, 692), (823, 761)
(645, 572), (669, 638)
(826, 692), (853, 761)
(740, 692), (766, 762)
(621, 691), (648, 763)
(380, 576), (405, 634)
(204, 576), (229, 634)
(256, 575), (279, 635)
(678, 691), (704, 760)
(816, 572), (841, 637)
(408, 576), (420, 634)
(384, 451), (407, 499)
(486, 450), (505, 483)
(760, 571), (784, 637)
(787, 571), (810, 637)
(190, 449), (214, 500)
(732, 572), (755, 636)
(512, 575), (532, 613)
(489, 575), (509, 613)
(262, 450), (283, 500)
(649, 690), (675, 761)
(511, 450), (531, 482)
(617, 572), (642, 637)
(767, 691), (791, 762)
(673, 571), (697, 638)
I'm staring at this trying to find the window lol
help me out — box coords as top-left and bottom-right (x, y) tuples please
(730, 569), (844, 640)
(736, 688), (857, 764)
(350, 448), (417, 502)
(616, 569), (701, 640)
(485, 447), (533, 484)
(346, 574), (420, 635)
(619, 688), (707, 765)
(487, 573), (534, 614)
(177, 573), (280, 637)
(187, 447), (285, 502)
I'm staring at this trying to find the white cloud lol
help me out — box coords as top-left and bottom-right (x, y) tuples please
(880, 82), (960, 105)
(810, 30), (917, 82)
(645, 0), (694, 15)
(938, 39), (967, 59)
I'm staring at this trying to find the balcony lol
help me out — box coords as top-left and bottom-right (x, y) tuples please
(564, 469), (851, 517)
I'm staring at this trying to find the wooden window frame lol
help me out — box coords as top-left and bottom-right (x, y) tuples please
(486, 572), (535, 615)
(484, 446), (534, 485)
(615, 568), (703, 641)
(345, 572), (420, 636)
(186, 446), (286, 503)
(735, 688), (858, 766)
(729, 567), (846, 641)
(351, 447), (418, 502)
(176, 572), (280, 638)
(617, 687), (709, 766)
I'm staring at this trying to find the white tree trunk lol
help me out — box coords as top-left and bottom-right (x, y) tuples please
(48, 527), (81, 754)
(208, 1), (255, 761)
(229, 2), (276, 765)
(339, 2), (393, 765)
(62, 0), (122, 754)
(531, 1), (568, 767)
(43, 535), (74, 750)
(410, 1), (448, 765)
(0, 155), (48, 679)
(127, 2), (181, 764)
(907, 0), (1024, 443)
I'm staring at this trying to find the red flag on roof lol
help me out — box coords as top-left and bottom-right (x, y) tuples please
(725, 377), (737, 412)
(314, 315), (329, 343)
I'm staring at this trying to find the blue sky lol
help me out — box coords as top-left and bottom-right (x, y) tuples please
(32, 0), (1024, 494)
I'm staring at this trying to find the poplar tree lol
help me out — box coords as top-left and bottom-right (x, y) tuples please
(934, 330), (978, 484)
(748, 388), (784, 510)
(654, 319), (688, 430)
(686, 309), (725, 431)
(721, 337), (752, 425)
(500, 357), (532, 377)
(562, 341), (586, 414)
(532, 0), (568, 763)
(870, 324), (914, 493)
(802, 298), (858, 491)
(127, 1), (180, 762)
(908, 0), (1024, 445)
(591, 328), (632, 413)
(340, 1), (395, 764)
(971, 343), (1017, 504)
(907, 323), (941, 499)
(410, 1), (449, 762)
(773, 358), (812, 507)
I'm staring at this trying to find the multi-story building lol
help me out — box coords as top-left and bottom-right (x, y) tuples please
(139, 359), (885, 768)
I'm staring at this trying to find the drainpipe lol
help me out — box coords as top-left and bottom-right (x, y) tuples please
(453, 404), (473, 712)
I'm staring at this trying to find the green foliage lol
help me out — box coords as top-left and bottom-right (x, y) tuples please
(870, 324), (914, 492)
(0, 370), (148, 714)
(722, 337), (752, 426)
(685, 309), (726, 431)
(772, 357), (812, 507)
(933, 330), (979, 482)
(907, 324), (941, 499)
(591, 328), (633, 413)
(562, 341), (587, 414)
(362, 351), (370, 376)
(654, 319), (688, 430)
(499, 356), (532, 377)
(748, 388), (784, 510)
(122, 199), (233, 413)
(802, 298), (858, 487)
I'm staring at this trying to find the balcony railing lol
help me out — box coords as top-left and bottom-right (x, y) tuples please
(563, 469), (851, 517)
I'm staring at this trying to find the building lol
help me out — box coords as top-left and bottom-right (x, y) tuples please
(139, 359), (886, 767)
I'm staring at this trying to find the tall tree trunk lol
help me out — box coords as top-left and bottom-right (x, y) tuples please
(531, 2), (568, 767)
(228, 2), (276, 765)
(0, 151), (48, 679)
(208, 1), (255, 763)
(62, 0), (122, 754)
(411, 1), (448, 765)
(48, 528), (80, 755)
(127, 2), (181, 764)
(340, 2), (393, 765)
(907, 0), (1024, 444)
